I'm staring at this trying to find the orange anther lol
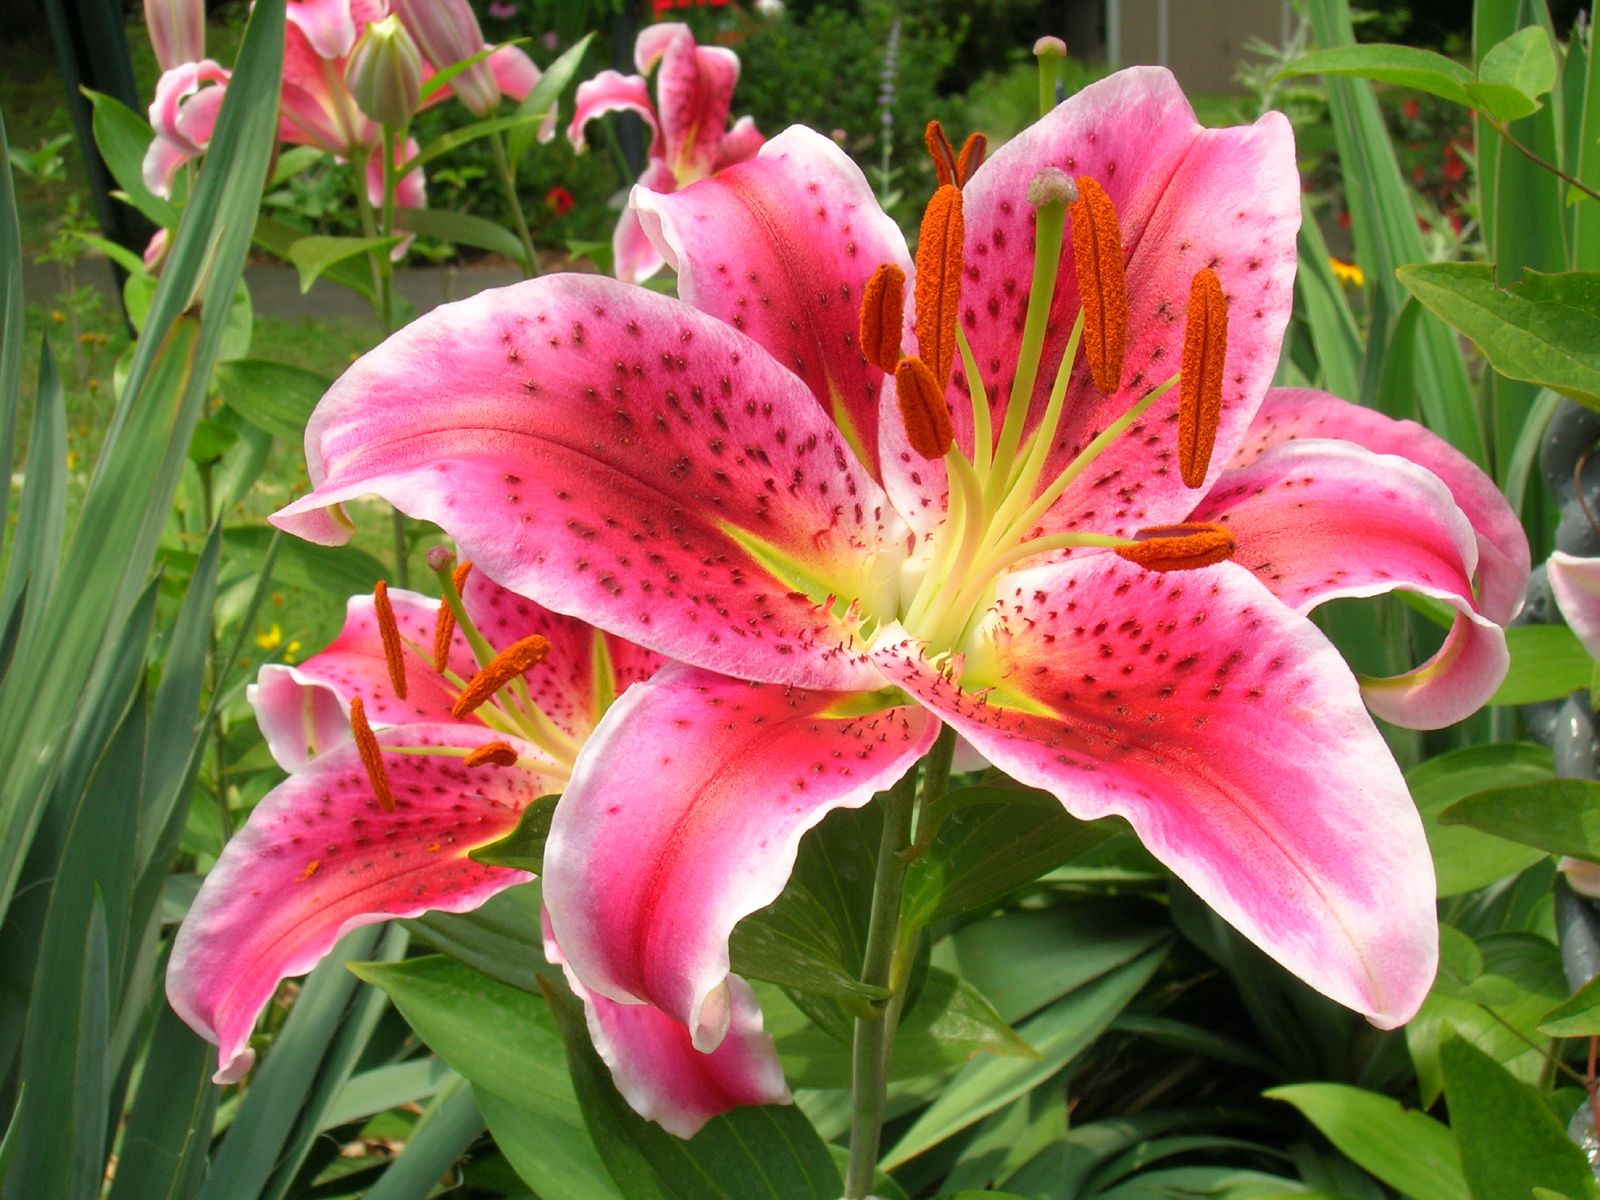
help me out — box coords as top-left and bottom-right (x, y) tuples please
(432, 598), (456, 673)
(452, 633), (552, 718)
(859, 262), (907, 374)
(956, 132), (987, 186)
(372, 580), (408, 701)
(1115, 522), (1235, 573)
(1070, 176), (1127, 396)
(1178, 268), (1228, 488)
(465, 740), (521, 768)
(924, 119), (957, 188)
(349, 696), (395, 812)
(894, 356), (954, 461)
(913, 184), (965, 388)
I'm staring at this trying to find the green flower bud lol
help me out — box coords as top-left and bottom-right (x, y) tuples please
(346, 15), (423, 130)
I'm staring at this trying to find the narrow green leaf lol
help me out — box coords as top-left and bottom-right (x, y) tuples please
(1277, 43), (1476, 107)
(1441, 778), (1600, 860)
(1537, 972), (1600, 1037)
(472, 1087), (624, 1200)
(0, 339), (66, 625)
(1399, 263), (1600, 411)
(882, 943), (1167, 1168)
(287, 234), (403, 293)
(544, 982), (842, 1200)
(105, 1002), (221, 1200)
(213, 358), (331, 442)
(418, 44), (499, 101)
(507, 33), (595, 164)
(1573, 4), (1600, 269)
(1266, 1083), (1466, 1200)
(321, 1059), (455, 1130)
(1441, 1034), (1600, 1200)
(469, 793), (558, 873)
(223, 523), (389, 596)
(1490, 624), (1594, 704)
(68, 229), (149, 276)
(0, 1085), (20, 1189)
(396, 206), (527, 267)
(364, 1077), (485, 1200)
(0, 113), (23, 547)
(412, 112), (557, 169)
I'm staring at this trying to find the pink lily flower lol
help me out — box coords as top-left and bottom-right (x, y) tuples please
(142, 58), (230, 198)
(568, 21), (764, 282)
(145, 0), (206, 72)
(1550, 551), (1600, 659)
(167, 571), (788, 1136)
(273, 68), (1527, 1051)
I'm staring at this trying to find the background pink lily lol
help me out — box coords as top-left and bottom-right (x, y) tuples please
(273, 69), (1526, 1062)
(168, 572), (787, 1136)
(568, 21), (764, 282)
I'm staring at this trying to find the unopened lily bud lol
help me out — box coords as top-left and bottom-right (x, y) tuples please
(392, 0), (498, 117)
(346, 16), (424, 129)
(145, 0), (204, 72)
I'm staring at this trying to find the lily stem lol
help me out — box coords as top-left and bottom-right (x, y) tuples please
(844, 725), (956, 1198)
(489, 129), (540, 277)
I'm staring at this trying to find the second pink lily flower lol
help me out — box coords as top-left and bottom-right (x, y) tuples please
(273, 68), (1527, 1064)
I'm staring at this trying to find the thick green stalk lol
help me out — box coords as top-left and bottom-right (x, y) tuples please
(489, 129), (539, 276)
(843, 726), (957, 1198)
(357, 141), (410, 585)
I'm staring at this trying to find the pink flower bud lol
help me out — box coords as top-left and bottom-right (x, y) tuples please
(144, 0), (205, 71)
(391, 0), (498, 117)
(346, 15), (424, 129)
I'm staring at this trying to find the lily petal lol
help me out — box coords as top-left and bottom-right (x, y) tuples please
(1192, 439), (1508, 728)
(1233, 388), (1531, 626)
(714, 115), (765, 170)
(273, 275), (905, 690)
(653, 30), (739, 180)
(488, 44), (556, 140)
(871, 555), (1437, 1028)
(634, 22), (685, 74)
(1551, 551), (1600, 659)
(544, 664), (937, 1049)
(285, 0), (361, 60)
(167, 723), (556, 1084)
(634, 126), (910, 479)
(544, 914), (790, 1137)
(615, 159), (678, 284)
(568, 70), (661, 156)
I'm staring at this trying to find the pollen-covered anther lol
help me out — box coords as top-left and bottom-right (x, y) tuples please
(913, 183), (965, 387)
(452, 633), (552, 718)
(432, 598), (456, 673)
(1115, 522), (1236, 573)
(894, 356), (954, 460)
(1070, 175), (1128, 396)
(464, 740), (520, 768)
(924, 119), (958, 188)
(859, 262), (907, 374)
(372, 580), (408, 700)
(956, 132), (987, 186)
(349, 696), (395, 812)
(1178, 267), (1228, 488)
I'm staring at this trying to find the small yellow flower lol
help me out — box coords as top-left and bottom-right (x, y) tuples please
(255, 623), (284, 651)
(49, 310), (65, 324)
(65, 450), (79, 470)
(283, 640), (303, 664)
(1328, 257), (1364, 288)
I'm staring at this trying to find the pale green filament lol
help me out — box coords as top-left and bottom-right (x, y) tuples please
(956, 324), (992, 477)
(903, 447), (985, 630)
(384, 742), (573, 781)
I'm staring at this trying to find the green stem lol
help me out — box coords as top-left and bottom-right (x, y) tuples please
(844, 727), (956, 1198)
(358, 140), (411, 585)
(490, 129), (540, 276)
(1490, 119), (1600, 205)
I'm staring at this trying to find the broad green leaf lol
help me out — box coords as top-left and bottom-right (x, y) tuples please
(1441, 778), (1600, 861)
(1472, 26), (1559, 121)
(1399, 263), (1600, 411)
(1278, 43), (1475, 107)
(1537, 972), (1600, 1037)
(287, 234), (403, 293)
(507, 33), (595, 164)
(254, 216), (376, 300)
(902, 786), (1117, 928)
(396, 206), (527, 268)
(85, 89), (179, 227)
(882, 943), (1167, 1168)
(769, 968), (1035, 1089)
(406, 883), (554, 995)
(351, 955), (621, 1200)
(68, 229), (149, 276)
(544, 983), (841, 1200)
(214, 358), (332, 443)
(1490, 625), (1593, 702)
(1434, 923), (1486, 996)
(469, 794), (558, 874)
(223, 524), (388, 596)
(1408, 742), (1552, 895)
(1441, 1035), (1600, 1200)
(1266, 1083), (1466, 1200)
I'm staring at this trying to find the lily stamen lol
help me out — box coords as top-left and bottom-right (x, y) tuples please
(349, 696), (395, 812)
(913, 184), (964, 387)
(464, 740), (521, 768)
(452, 633), (553, 718)
(1069, 176), (1128, 398)
(893, 357), (954, 460)
(859, 262), (906, 375)
(372, 580), (408, 700)
(1115, 522), (1236, 572)
(1178, 268), (1228, 487)
(924, 119), (958, 188)
(955, 132), (987, 185)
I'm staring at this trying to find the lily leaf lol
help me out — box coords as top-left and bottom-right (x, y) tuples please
(1277, 43), (1476, 107)
(1266, 1083), (1467, 1200)
(1489, 625), (1593, 704)
(1398, 264), (1600, 411)
(286, 234), (403, 293)
(1469, 26), (1558, 122)
(1538, 972), (1600, 1038)
(469, 794), (559, 874)
(1441, 778), (1600, 861)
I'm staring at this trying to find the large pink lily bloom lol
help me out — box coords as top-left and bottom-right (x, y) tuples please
(273, 68), (1527, 1049)
(167, 572), (788, 1136)
(568, 21), (764, 283)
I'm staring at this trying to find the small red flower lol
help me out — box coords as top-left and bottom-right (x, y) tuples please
(544, 185), (575, 216)
(1402, 98), (1421, 121)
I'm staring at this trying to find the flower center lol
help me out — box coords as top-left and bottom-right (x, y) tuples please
(865, 161), (1234, 655)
